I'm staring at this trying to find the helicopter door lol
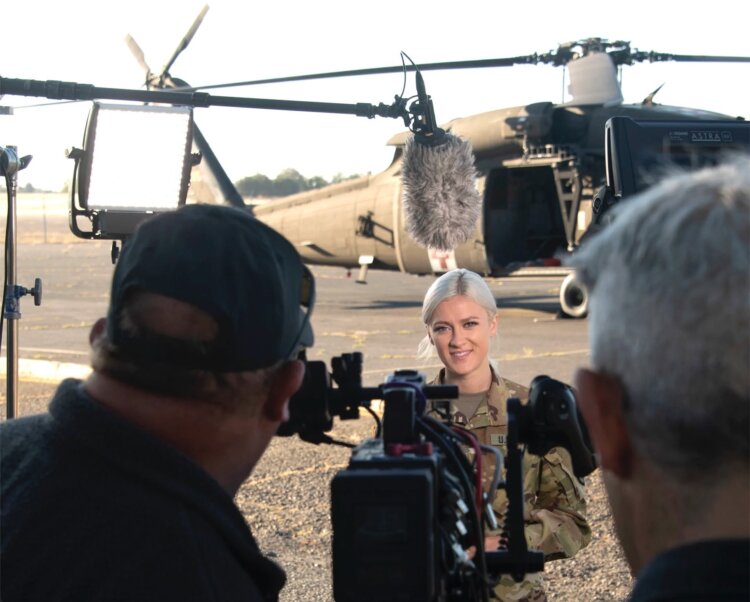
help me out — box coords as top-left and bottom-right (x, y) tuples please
(483, 164), (567, 273)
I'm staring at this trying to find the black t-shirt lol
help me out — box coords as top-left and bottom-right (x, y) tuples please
(1, 379), (285, 602)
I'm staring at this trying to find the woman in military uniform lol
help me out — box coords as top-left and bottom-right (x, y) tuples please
(418, 269), (591, 602)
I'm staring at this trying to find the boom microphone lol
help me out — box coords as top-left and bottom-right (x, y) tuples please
(401, 72), (481, 252)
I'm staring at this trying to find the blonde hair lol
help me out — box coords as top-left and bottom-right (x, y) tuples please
(417, 269), (499, 367)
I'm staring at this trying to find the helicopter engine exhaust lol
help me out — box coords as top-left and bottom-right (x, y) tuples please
(401, 132), (481, 251)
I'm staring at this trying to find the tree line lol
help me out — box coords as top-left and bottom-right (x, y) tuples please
(5, 169), (361, 197)
(0, 182), (48, 193)
(234, 169), (361, 198)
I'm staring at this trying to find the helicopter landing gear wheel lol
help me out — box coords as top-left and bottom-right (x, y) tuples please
(559, 272), (589, 319)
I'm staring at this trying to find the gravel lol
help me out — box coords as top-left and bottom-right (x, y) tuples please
(246, 416), (634, 602)
(6, 382), (633, 601)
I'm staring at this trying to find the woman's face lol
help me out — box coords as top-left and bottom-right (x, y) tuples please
(428, 295), (497, 380)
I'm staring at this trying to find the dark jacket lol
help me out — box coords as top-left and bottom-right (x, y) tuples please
(629, 539), (750, 602)
(1, 379), (285, 602)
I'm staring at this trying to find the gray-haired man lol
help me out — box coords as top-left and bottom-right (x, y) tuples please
(569, 158), (750, 601)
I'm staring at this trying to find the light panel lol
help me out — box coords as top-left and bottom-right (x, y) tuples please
(85, 103), (192, 211)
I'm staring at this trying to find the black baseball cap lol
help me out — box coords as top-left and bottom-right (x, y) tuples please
(106, 203), (314, 372)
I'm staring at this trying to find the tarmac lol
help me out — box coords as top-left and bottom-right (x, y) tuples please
(2, 192), (590, 413)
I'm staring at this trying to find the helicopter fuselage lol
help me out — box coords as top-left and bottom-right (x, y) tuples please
(252, 101), (741, 279)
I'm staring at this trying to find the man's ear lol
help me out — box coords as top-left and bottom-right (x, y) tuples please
(574, 368), (634, 479)
(262, 359), (305, 423)
(89, 318), (107, 346)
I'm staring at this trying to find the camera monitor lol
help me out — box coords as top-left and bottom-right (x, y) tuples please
(605, 117), (750, 199)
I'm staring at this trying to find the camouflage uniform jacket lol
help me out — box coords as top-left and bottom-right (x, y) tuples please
(429, 368), (591, 602)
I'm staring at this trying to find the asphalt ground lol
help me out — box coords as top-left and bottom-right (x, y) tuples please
(3, 195), (591, 408)
(1, 194), (631, 600)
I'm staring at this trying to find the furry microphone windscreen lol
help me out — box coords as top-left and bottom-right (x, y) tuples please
(401, 133), (481, 251)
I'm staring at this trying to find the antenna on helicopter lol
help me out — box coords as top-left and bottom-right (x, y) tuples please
(641, 83), (665, 106)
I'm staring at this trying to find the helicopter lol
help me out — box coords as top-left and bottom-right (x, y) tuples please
(165, 32), (746, 317)
(5, 7), (748, 318)
(112, 7), (749, 317)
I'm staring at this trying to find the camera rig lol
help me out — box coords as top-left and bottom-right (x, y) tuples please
(277, 352), (596, 602)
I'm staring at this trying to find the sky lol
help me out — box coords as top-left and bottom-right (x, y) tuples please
(2, 0), (749, 191)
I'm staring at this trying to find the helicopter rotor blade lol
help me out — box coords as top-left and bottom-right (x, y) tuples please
(641, 52), (750, 63)
(125, 34), (153, 83)
(160, 4), (210, 78)
(179, 40), (750, 93)
(9, 32), (157, 109)
(183, 54), (540, 92)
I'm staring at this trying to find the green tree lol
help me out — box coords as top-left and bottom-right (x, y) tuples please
(273, 168), (307, 197)
(306, 176), (328, 190)
(331, 172), (362, 184)
(235, 173), (273, 197)
(234, 170), (363, 198)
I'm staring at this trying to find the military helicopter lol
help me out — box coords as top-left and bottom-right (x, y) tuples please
(6, 7), (748, 317)
(161, 30), (745, 317)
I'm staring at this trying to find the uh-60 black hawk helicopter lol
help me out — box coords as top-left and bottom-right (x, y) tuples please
(169, 33), (746, 318)
(6, 5), (747, 318)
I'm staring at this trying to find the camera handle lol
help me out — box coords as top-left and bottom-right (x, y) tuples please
(485, 397), (544, 581)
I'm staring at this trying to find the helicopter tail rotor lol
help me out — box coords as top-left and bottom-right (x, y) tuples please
(125, 34), (155, 88)
(160, 4), (210, 80)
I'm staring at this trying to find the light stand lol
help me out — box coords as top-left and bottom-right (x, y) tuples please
(1, 146), (42, 419)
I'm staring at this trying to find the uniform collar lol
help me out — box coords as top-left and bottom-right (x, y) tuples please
(434, 365), (502, 387)
(431, 366), (508, 425)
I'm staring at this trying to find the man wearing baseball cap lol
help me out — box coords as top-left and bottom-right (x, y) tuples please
(1, 204), (314, 601)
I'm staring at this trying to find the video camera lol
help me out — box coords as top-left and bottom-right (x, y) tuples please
(277, 352), (596, 602)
